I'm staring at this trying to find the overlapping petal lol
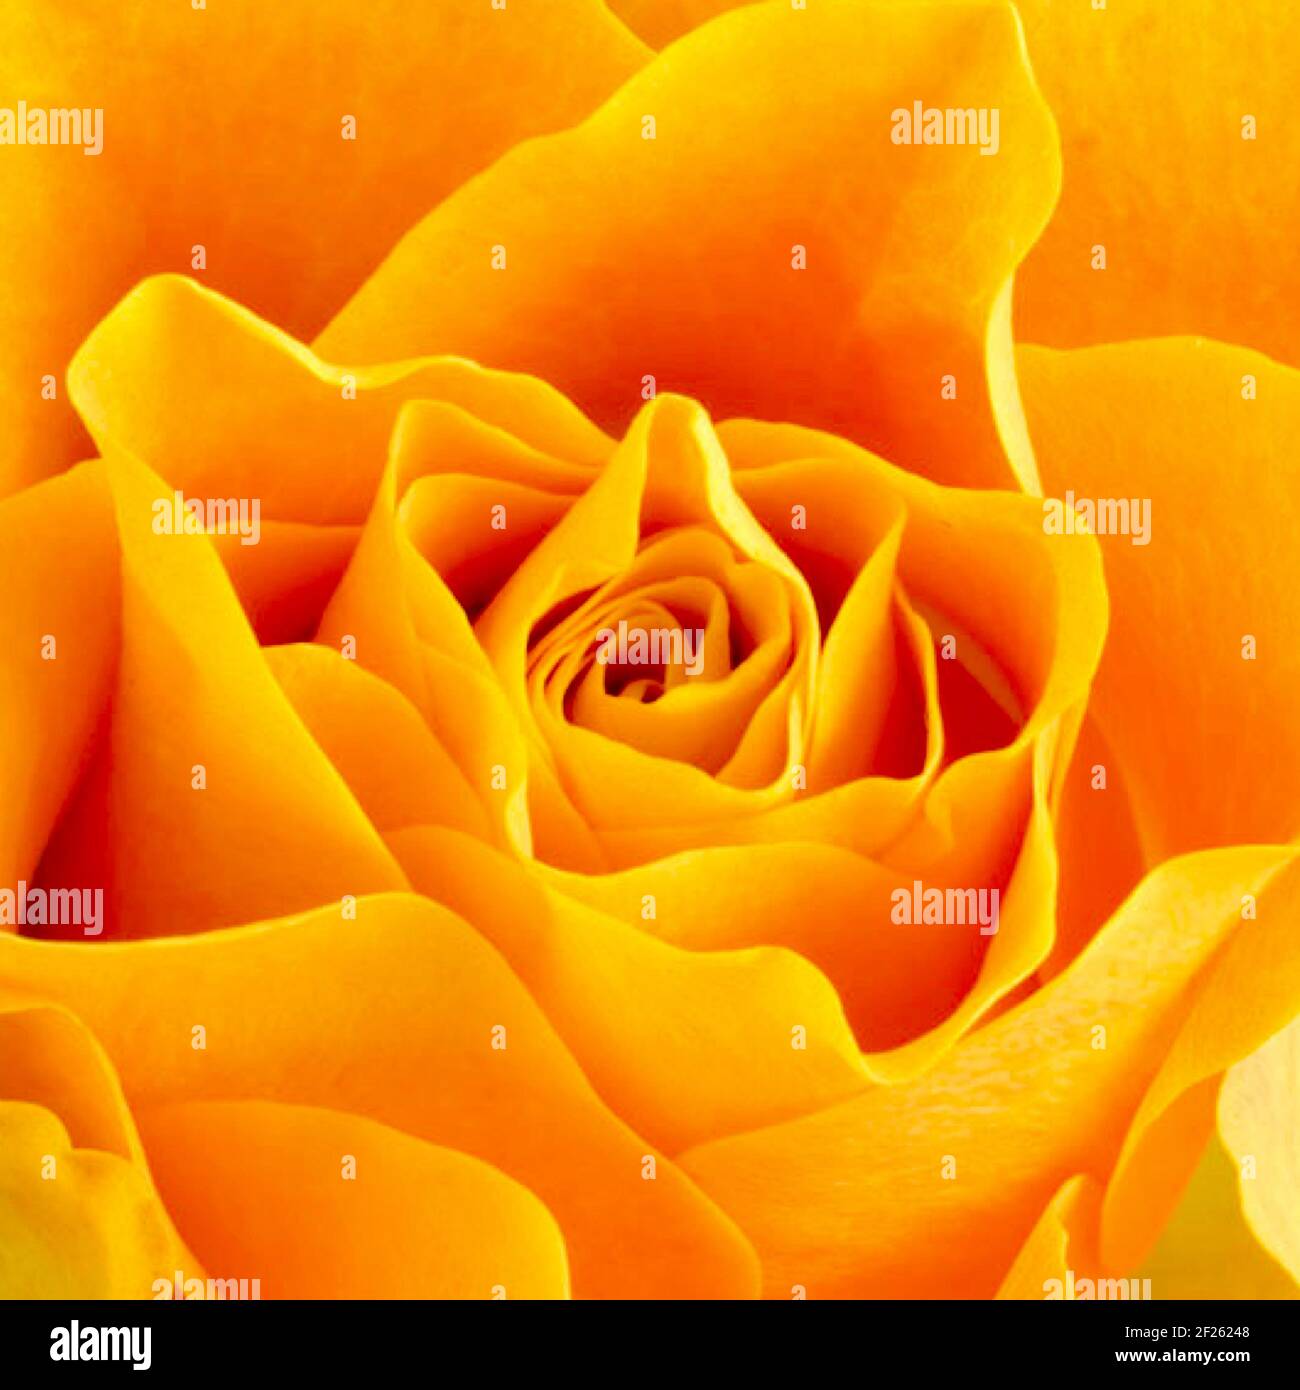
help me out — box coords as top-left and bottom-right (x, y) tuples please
(30, 443), (406, 940)
(0, 0), (646, 494)
(678, 848), (1296, 1297)
(0, 896), (760, 1298)
(1100, 853), (1300, 1272)
(319, 0), (1061, 491)
(612, 0), (1300, 372)
(387, 825), (869, 1154)
(0, 1000), (194, 1297)
(68, 275), (613, 531)
(324, 363), (1105, 1072)
(994, 1174), (1100, 1300)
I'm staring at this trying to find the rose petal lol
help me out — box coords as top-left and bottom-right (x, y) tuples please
(995, 1174), (1101, 1300)
(544, 739), (1056, 1072)
(470, 395), (820, 864)
(0, 462), (117, 891)
(0, 1000), (194, 1297)
(603, 0), (746, 49)
(68, 275), (612, 529)
(318, 0), (1060, 490)
(719, 419), (1109, 749)
(1011, 0), (1300, 369)
(608, 0), (1300, 382)
(387, 825), (869, 1153)
(32, 444), (405, 939)
(677, 847), (1294, 1297)
(317, 439), (545, 862)
(1045, 712), (1146, 977)
(1217, 1015), (1300, 1286)
(806, 515), (908, 784)
(1136, 1129), (1300, 1299)
(1020, 338), (1300, 861)
(266, 643), (493, 845)
(395, 401), (598, 618)
(1101, 849), (1300, 1269)
(0, 0), (645, 493)
(0, 894), (759, 1298)
(138, 1100), (570, 1300)
(0, 999), (137, 1160)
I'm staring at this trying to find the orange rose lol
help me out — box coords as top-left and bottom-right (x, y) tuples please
(2, 0), (1298, 1306)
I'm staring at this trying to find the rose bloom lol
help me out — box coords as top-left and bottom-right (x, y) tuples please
(2, 0), (1298, 1301)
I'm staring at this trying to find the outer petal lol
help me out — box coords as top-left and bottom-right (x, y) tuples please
(1020, 339), (1300, 862)
(0, 895), (759, 1299)
(138, 1100), (570, 1300)
(319, 0), (1061, 491)
(678, 847), (1295, 1298)
(1011, 0), (1300, 369)
(616, 0), (1300, 369)
(1136, 1131), (1298, 1300)
(0, 1000), (194, 1297)
(32, 444), (406, 939)
(1099, 854), (1300, 1273)
(1218, 1015), (1300, 1286)
(0, 0), (646, 493)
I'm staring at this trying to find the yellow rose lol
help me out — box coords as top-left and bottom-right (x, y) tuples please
(2, 0), (1298, 1304)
